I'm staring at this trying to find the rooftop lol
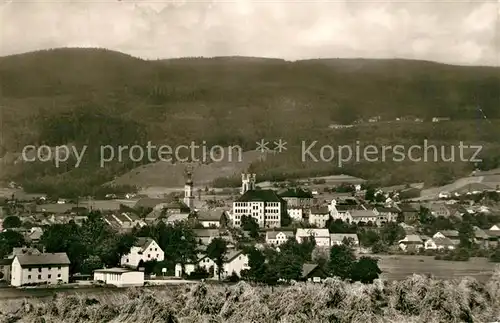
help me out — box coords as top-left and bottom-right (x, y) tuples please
(16, 253), (70, 266)
(236, 190), (283, 203)
(279, 188), (314, 199)
(94, 267), (138, 274)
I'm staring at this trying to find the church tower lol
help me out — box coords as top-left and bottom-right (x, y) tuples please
(184, 167), (194, 209)
(241, 173), (256, 195)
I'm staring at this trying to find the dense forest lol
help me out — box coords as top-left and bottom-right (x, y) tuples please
(0, 48), (499, 195)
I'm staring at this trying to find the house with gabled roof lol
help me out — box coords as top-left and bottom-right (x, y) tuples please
(266, 230), (294, 246)
(212, 249), (249, 280)
(373, 206), (400, 223)
(350, 209), (378, 225)
(330, 233), (359, 247)
(434, 230), (460, 245)
(10, 252), (70, 287)
(301, 263), (327, 282)
(175, 253), (216, 278)
(398, 234), (424, 251)
(424, 236), (457, 250)
(120, 237), (164, 268)
(196, 209), (228, 228)
(296, 228), (330, 247)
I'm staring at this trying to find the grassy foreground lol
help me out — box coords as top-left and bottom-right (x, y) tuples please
(2, 272), (500, 323)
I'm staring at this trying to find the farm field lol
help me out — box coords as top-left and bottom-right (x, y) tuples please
(377, 255), (498, 282)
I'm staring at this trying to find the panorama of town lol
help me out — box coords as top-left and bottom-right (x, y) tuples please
(1, 167), (500, 290)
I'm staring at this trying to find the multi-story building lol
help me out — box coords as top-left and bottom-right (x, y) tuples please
(121, 237), (164, 268)
(279, 188), (315, 208)
(10, 252), (70, 287)
(287, 207), (304, 222)
(373, 206), (400, 223)
(350, 209), (378, 225)
(308, 206), (330, 228)
(232, 174), (285, 228)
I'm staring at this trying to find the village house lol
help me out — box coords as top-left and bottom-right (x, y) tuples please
(435, 230), (460, 245)
(193, 229), (234, 246)
(175, 254), (216, 277)
(93, 268), (144, 287)
(279, 188), (315, 208)
(24, 227), (44, 244)
(287, 207), (304, 222)
(398, 204), (419, 223)
(162, 213), (191, 224)
(212, 249), (249, 280)
(425, 203), (451, 218)
(485, 224), (500, 247)
(424, 232), (457, 250)
(350, 209), (378, 225)
(308, 206), (330, 228)
(195, 209), (228, 228)
(398, 234), (424, 251)
(373, 206), (400, 223)
(121, 237), (164, 268)
(473, 226), (491, 248)
(301, 263), (327, 282)
(296, 228), (330, 247)
(330, 233), (359, 247)
(266, 231), (294, 246)
(232, 188), (284, 228)
(104, 212), (146, 231)
(10, 252), (70, 287)
(328, 201), (354, 222)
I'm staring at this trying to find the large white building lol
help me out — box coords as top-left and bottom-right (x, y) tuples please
(10, 253), (70, 287)
(93, 268), (144, 287)
(296, 228), (330, 247)
(121, 237), (164, 268)
(232, 174), (285, 228)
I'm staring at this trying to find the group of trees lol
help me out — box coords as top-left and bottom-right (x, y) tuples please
(39, 212), (137, 274)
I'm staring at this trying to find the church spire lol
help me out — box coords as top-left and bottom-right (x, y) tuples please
(184, 165), (194, 209)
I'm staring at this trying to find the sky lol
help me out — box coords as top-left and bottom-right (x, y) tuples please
(0, 0), (498, 66)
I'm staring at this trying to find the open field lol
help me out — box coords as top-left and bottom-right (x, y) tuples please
(378, 255), (498, 282)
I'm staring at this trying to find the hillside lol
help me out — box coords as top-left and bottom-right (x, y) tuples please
(0, 48), (499, 195)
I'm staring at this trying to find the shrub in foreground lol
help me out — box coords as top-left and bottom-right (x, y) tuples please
(2, 269), (500, 322)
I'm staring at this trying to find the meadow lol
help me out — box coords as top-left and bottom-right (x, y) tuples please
(378, 255), (497, 282)
(2, 272), (500, 323)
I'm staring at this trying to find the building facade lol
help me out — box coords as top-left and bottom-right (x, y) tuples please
(93, 268), (144, 287)
(232, 190), (285, 228)
(10, 253), (70, 287)
(121, 238), (164, 268)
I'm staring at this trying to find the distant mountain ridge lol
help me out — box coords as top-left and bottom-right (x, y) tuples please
(0, 47), (499, 194)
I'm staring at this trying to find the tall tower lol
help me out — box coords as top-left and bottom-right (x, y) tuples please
(241, 173), (256, 195)
(184, 166), (194, 209)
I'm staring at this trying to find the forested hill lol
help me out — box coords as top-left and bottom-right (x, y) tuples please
(0, 48), (499, 195)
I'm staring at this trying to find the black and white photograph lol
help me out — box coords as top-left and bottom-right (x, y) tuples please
(0, 0), (499, 321)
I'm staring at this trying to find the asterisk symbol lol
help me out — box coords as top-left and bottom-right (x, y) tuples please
(255, 139), (270, 153)
(274, 139), (287, 153)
